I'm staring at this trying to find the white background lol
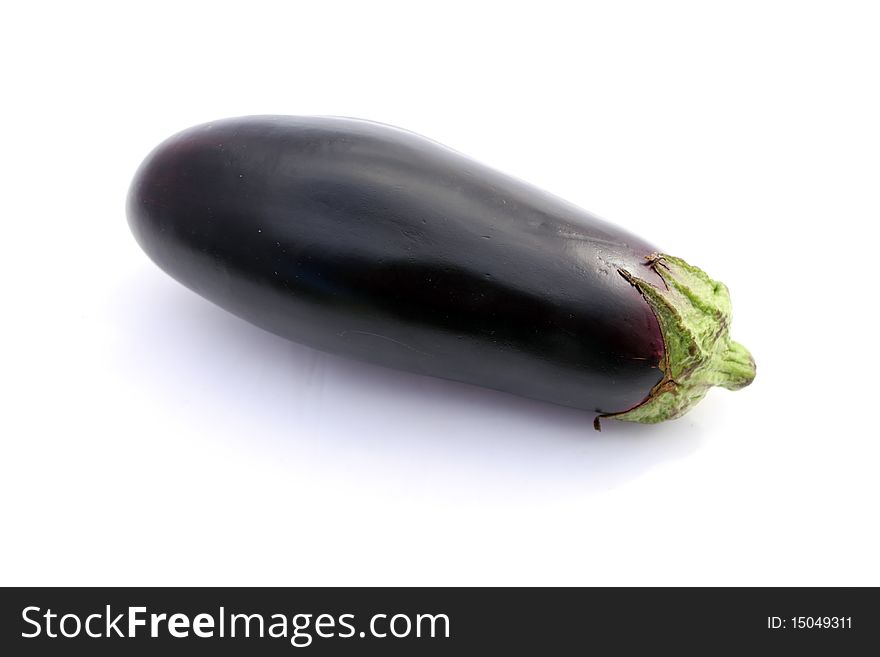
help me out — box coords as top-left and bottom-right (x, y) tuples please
(2, 1), (878, 586)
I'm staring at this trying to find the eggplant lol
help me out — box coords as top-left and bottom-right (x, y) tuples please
(127, 116), (755, 427)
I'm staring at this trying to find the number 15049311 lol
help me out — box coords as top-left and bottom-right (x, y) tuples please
(767, 617), (852, 630)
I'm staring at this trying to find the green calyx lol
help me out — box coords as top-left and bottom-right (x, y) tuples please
(600, 254), (756, 426)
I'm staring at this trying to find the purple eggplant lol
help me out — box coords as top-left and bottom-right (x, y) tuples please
(127, 116), (755, 427)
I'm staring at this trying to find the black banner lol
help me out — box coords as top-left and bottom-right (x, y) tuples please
(1, 587), (875, 654)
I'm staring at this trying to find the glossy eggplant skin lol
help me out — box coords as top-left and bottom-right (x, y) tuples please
(127, 116), (666, 414)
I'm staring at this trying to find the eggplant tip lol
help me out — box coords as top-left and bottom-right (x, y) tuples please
(603, 254), (756, 425)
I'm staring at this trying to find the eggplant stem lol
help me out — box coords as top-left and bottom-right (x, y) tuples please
(597, 254), (756, 426)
